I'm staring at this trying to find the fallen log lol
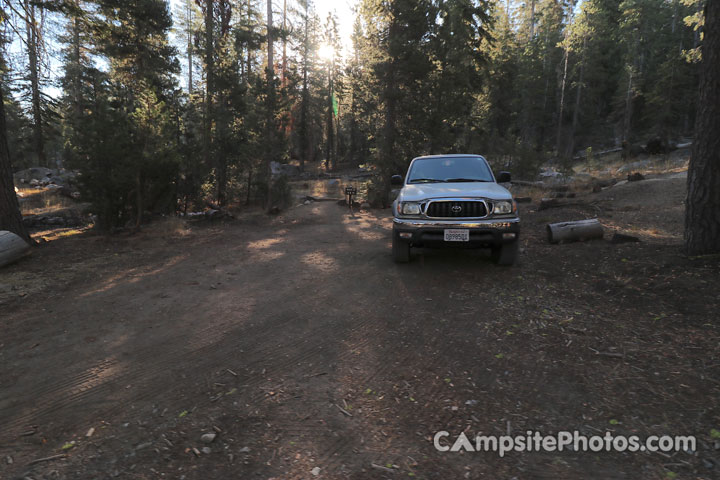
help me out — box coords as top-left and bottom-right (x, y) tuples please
(306, 195), (343, 202)
(546, 219), (604, 244)
(0, 230), (31, 268)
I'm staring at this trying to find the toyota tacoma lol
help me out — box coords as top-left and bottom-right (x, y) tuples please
(391, 154), (520, 265)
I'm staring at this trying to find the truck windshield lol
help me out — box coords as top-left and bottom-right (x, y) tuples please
(406, 156), (494, 184)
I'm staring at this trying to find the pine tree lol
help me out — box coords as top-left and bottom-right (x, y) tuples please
(66, 0), (181, 229)
(685, 0), (719, 255)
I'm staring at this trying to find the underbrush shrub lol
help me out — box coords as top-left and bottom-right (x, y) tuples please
(366, 176), (391, 208)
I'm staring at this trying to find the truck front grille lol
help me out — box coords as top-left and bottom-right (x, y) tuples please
(426, 201), (488, 218)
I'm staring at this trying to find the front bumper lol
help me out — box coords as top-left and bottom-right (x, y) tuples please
(392, 217), (520, 248)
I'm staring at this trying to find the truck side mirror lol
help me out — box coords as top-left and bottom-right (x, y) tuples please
(496, 171), (511, 183)
(390, 175), (404, 186)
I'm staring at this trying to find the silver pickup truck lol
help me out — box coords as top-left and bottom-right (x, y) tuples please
(391, 154), (520, 265)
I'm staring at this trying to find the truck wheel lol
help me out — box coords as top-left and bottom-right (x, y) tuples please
(492, 241), (518, 266)
(392, 234), (411, 263)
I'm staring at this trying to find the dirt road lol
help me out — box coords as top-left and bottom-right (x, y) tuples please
(1, 174), (719, 479)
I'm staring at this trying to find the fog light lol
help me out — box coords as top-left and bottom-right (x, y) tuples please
(502, 233), (516, 240)
(399, 232), (412, 239)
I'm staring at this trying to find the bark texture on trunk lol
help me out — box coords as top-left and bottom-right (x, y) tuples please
(265, 0), (275, 211)
(187, 0), (193, 92)
(685, 1), (720, 255)
(25, 0), (46, 166)
(203, 0), (214, 171)
(0, 87), (31, 242)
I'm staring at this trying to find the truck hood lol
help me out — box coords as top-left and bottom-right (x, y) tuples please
(398, 182), (513, 202)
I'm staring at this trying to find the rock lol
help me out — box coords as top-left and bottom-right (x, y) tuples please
(200, 433), (216, 444)
(627, 172), (644, 182)
(303, 200), (312, 205)
(135, 442), (152, 450)
(201, 447), (212, 455)
(29, 179), (40, 187)
(360, 202), (371, 209)
(616, 160), (649, 174)
(311, 467), (321, 476)
(0, 231), (31, 268)
(270, 161), (300, 177)
(238, 447), (251, 453)
(47, 217), (67, 226)
(539, 170), (562, 179)
(465, 400), (478, 406)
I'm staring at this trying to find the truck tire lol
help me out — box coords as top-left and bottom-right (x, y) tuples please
(492, 240), (518, 266)
(392, 233), (411, 263)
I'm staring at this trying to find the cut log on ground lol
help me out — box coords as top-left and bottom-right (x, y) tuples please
(546, 219), (604, 244)
(0, 230), (31, 267)
(306, 196), (343, 202)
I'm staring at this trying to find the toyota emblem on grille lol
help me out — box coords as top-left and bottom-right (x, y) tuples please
(452, 205), (462, 213)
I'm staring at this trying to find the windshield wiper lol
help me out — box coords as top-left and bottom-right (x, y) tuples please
(408, 178), (446, 184)
(444, 178), (491, 183)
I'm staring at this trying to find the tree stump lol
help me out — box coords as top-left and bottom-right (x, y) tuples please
(0, 230), (31, 268)
(546, 219), (604, 244)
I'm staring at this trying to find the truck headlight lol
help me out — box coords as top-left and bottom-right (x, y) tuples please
(493, 200), (514, 215)
(400, 202), (422, 215)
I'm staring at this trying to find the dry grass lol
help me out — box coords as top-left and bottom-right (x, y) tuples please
(143, 217), (191, 237)
(573, 150), (690, 179)
(18, 188), (75, 216)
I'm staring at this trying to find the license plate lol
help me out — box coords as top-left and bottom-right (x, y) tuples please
(444, 229), (469, 242)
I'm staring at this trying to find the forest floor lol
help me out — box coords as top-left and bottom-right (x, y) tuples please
(1, 167), (719, 479)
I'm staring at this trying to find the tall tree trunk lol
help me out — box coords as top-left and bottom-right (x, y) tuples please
(187, 0), (193, 92)
(246, 0), (253, 79)
(281, 0), (287, 86)
(569, 37), (586, 159)
(25, 0), (46, 167)
(70, 11), (82, 121)
(204, 0), (214, 172)
(325, 60), (335, 171)
(299, 1), (309, 172)
(623, 70), (633, 142)
(0, 85), (31, 242)
(556, 41), (569, 155)
(265, 0), (274, 211)
(685, 1), (720, 255)
(529, 0), (536, 38)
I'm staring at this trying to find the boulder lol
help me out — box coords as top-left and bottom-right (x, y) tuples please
(0, 231), (31, 268)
